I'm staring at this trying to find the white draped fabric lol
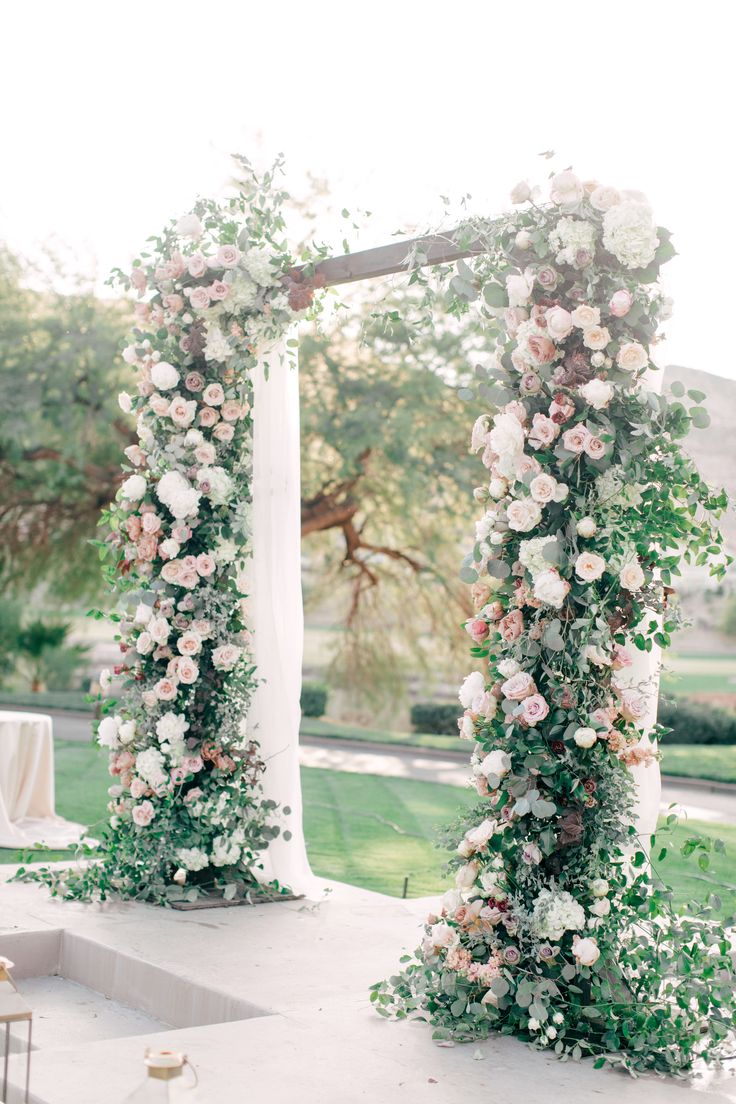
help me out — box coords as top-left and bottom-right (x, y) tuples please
(0, 711), (85, 849)
(247, 337), (318, 896)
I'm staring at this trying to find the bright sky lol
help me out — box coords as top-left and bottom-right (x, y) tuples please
(3, 0), (734, 379)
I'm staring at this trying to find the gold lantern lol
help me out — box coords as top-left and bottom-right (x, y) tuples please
(0, 957), (32, 1104)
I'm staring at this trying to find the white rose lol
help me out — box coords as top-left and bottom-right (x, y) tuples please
(574, 727), (598, 748)
(533, 568), (570, 609)
(576, 516), (597, 538)
(544, 306), (573, 342)
(148, 617), (171, 644)
(616, 342), (648, 373)
(572, 936), (600, 967)
(481, 749), (512, 779)
(176, 213), (203, 240)
(528, 1018), (541, 1032)
(464, 819), (496, 849)
(497, 659), (520, 678)
(620, 561), (645, 591)
(156, 471), (201, 520)
(591, 878), (609, 897)
(515, 230), (532, 250)
(582, 325), (611, 351)
(455, 861), (480, 890)
(589, 897), (611, 917)
(118, 392), (133, 413)
(574, 552), (606, 582)
(570, 304), (600, 329)
(97, 715), (120, 748)
(529, 474), (557, 505)
(510, 181), (531, 204)
(150, 361), (180, 390)
(173, 868), (187, 885)
(489, 411), (526, 478)
(133, 602), (152, 624)
(159, 538), (181, 559)
(506, 272), (534, 308)
(459, 670), (485, 710)
(550, 171), (584, 206)
(507, 498), (543, 532)
(589, 186), (621, 212)
(488, 477), (508, 500)
(579, 378), (614, 410)
(136, 631), (154, 655)
(426, 922), (459, 953)
(120, 474), (146, 501)
(118, 720), (136, 744)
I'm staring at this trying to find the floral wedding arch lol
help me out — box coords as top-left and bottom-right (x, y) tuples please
(25, 160), (735, 1073)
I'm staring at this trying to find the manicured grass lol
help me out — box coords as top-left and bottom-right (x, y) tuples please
(0, 690), (94, 712)
(662, 745), (736, 784)
(300, 716), (458, 753)
(2, 742), (734, 913)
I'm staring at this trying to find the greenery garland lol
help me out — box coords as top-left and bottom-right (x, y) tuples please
(19, 159), (325, 905)
(372, 171), (735, 1074)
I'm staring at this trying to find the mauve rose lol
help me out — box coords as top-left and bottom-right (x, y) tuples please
(501, 672), (536, 700)
(520, 372), (541, 395)
(549, 395), (575, 423)
(584, 435), (606, 460)
(562, 425), (590, 453)
(199, 407), (220, 427)
(521, 694), (549, 726)
(136, 534), (158, 562)
(536, 266), (558, 291)
(467, 618), (490, 643)
(575, 248), (593, 268)
(609, 288), (633, 317)
(184, 372), (205, 392)
(528, 335), (556, 364)
(530, 304), (548, 327)
(499, 609), (524, 642)
(125, 516), (142, 540)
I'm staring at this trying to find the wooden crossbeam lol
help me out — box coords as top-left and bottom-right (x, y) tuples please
(311, 227), (492, 287)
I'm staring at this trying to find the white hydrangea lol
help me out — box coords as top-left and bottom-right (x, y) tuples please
(156, 470), (201, 520)
(211, 836), (242, 867)
(243, 248), (278, 286)
(227, 274), (259, 310)
(177, 847), (209, 871)
(602, 201), (659, 270)
(549, 217), (597, 268)
(532, 888), (586, 941)
(120, 474), (146, 501)
(475, 510), (498, 543)
(214, 536), (239, 564)
(156, 712), (189, 760)
(518, 535), (559, 580)
(203, 325), (233, 363)
(135, 747), (168, 790)
(197, 465), (234, 505)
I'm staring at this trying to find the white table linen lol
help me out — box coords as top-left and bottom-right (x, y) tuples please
(0, 711), (85, 849)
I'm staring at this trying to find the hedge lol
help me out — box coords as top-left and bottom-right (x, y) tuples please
(410, 698), (736, 745)
(301, 682), (328, 718)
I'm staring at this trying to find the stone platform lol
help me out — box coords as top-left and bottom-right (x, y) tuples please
(1, 864), (734, 1104)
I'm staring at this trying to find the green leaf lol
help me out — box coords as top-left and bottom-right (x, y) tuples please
(690, 407), (711, 429)
(670, 381), (685, 397)
(483, 283), (508, 308)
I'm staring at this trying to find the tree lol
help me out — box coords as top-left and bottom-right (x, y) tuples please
(0, 247), (131, 597)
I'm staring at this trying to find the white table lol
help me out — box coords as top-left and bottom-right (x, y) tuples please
(0, 711), (84, 849)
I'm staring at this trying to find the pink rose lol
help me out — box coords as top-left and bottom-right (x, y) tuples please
(149, 393), (171, 416)
(154, 678), (178, 701)
(221, 400), (244, 422)
(136, 534), (158, 562)
(130, 777), (148, 799)
(609, 289), (633, 317)
(187, 252), (208, 278)
(527, 335), (557, 364)
(216, 244), (241, 268)
(132, 800), (155, 827)
(172, 523), (191, 543)
(163, 294), (184, 314)
(141, 513), (161, 534)
(124, 444), (147, 467)
(130, 268), (147, 294)
(178, 570), (200, 589)
(618, 689), (648, 723)
(516, 455), (542, 479)
(212, 644), (242, 670)
(499, 609), (524, 643)
(562, 425), (590, 454)
(209, 280), (230, 301)
(213, 422), (235, 442)
(199, 406), (219, 427)
(186, 286), (211, 310)
(528, 413), (559, 448)
(202, 383), (225, 406)
(176, 657), (200, 684)
(183, 760), (204, 779)
(196, 553), (216, 576)
(169, 397), (197, 427)
(125, 515), (142, 540)
(466, 619), (490, 643)
(584, 435), (606, 460)
(194, 443), (216, 466)
(521, 694), (549, 726)
(161, 560), (184, 584)
(501, 672), (537, 700)
(185, 372), (205, 392)
(529, 473), (557, 504)
(611, 643), (633, 670)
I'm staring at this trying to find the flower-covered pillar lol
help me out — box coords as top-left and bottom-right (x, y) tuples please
(247, 338), (315, 893)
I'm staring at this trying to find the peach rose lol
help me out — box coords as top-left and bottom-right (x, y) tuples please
(527, 334), (557, 364)
(202, 383), (225, 406)
(617, 342), (648, 372)
(575, 552), (606, 582)
(582, 325), (611, 351)
(221, 400), (244, 422)
(499, 609), (524, 642)
(163, 294), (184, 314)
(213, 422), (235, 442)
(529, 473), (557, 504)
(169, 397), (197, 427)
(570, 304), (600, 329)
(132, 800), (155, 827)
(176, 657), (200, 684)
(154, 678), (178, 701)
(199, 406), (219, 427)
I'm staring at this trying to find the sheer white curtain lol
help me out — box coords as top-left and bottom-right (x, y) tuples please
(246, 336), (318, 895)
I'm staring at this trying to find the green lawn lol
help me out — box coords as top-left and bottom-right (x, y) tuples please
(662, 745), (736, 784)
(2, 741), (734, 913)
